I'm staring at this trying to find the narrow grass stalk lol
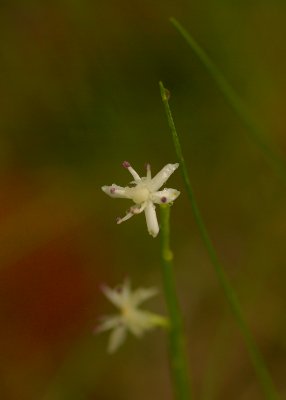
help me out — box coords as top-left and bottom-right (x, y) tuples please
(159, 81), (280, 400)
(160, 204), (192, 400)
(169, 17), (286, 181)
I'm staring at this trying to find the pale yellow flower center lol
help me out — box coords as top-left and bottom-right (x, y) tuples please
(131, 186), (150, 204)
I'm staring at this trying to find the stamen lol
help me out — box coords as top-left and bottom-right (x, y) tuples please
(110, 187), (116, 194)
(116, 210), (135, 224)
(122, 161), (131, 169)
(122, 161), (141, 181)
(145, 163), (151, 180)
(161, 197), (167, 203)
(131, 202), (146, 214)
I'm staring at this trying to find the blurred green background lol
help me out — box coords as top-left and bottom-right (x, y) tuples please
(0, 1), (286, 399)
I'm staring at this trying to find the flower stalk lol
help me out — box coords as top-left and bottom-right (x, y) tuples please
(160, 204), (192, 400)
(159, 80), (280, 400)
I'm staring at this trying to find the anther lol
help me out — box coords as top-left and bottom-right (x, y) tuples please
(122, 161), (131, 169)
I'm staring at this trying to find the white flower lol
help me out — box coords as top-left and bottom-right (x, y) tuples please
(95, 280), (168, 353)
(102, 161), (180, 237)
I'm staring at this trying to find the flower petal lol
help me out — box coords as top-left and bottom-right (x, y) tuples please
(108, 325), (127, 353)
(101, 185), (130, 199)
(151, 188), (180, 204)
(127, 310), (158, 336)
(144, 201), (159, 238)
(149, 163), (179, 191)
(120, 279), (132, 305)
(127, 320), (146, 337)
(101, 285), (124, 308)
(95, 315), (121, 333)
(131, 287), (158, 307)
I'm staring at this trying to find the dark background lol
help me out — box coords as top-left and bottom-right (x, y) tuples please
(0, 1), (286, 399)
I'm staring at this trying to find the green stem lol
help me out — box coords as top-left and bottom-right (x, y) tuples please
(159, 81), (280, 400)
(160, 204), (192, 400)
(169, 17), (286, 181)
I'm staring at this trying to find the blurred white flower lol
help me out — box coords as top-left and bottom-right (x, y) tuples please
(102, 162), (180, 237)
(95, 280), (168, 353)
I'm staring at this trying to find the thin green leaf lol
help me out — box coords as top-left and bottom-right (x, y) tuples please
(170, 17), (286, 181)
(159, 81), (280, 400)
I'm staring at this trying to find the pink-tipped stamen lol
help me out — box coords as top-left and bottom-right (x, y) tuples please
(122, 161), (131, 169)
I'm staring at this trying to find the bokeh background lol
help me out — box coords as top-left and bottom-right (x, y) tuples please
(1, 1), (286, 399)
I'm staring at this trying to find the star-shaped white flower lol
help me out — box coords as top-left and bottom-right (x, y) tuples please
(102, 161), (180, 237)
(95, 280), (168, 353)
